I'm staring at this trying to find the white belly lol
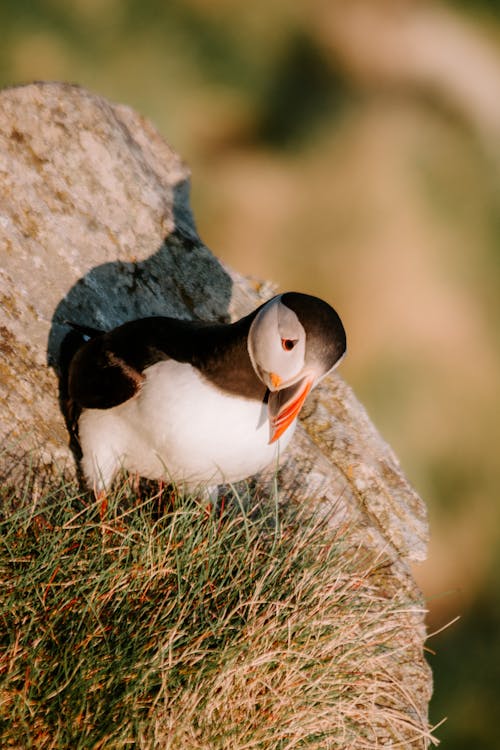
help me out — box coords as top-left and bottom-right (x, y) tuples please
(79, 360), (295, 491)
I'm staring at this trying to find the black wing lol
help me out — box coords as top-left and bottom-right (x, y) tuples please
(68, 335), (144, 409)
(66, 312), (264, 411)
(67, 316), (198, 410)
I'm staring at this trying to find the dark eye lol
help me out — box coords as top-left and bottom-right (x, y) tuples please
(281, 338), (297, 351)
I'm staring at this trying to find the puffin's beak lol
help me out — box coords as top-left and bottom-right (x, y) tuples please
(269, 372), (282, 389)
(268, 376), (314, 444)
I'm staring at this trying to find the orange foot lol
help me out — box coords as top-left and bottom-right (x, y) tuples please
(95, 488), (108, 521)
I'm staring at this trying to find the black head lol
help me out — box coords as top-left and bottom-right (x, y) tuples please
(280, 292), (346, 374)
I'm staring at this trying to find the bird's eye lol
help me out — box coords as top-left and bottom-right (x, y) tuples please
(281, 338), (297, 351)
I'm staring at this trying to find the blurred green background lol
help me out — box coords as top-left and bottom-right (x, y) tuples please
(1, 0), (499, 746)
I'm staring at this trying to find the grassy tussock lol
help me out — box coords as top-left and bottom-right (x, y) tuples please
(0, 478), (434, 749)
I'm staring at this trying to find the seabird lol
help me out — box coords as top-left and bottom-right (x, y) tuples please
(66, 292), (346, 493)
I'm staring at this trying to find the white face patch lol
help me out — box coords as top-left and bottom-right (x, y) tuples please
(248, 296), (306, 389)
(277, 299), (301, 340)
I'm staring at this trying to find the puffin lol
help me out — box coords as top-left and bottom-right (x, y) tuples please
(66, 292), (346, 494)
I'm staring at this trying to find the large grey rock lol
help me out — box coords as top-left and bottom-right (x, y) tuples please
(0, 82), (232, 480)
(0, 82), (433, 747)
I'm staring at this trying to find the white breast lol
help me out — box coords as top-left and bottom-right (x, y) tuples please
(78, 359), (295, 492)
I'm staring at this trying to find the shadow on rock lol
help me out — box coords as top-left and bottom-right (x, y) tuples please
(47, 179), (233, 474)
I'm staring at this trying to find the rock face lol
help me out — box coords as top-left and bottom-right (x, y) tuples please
(0, 82), (232, 480)
(0, 83), (433, 746)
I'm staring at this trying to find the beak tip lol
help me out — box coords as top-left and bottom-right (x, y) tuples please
(267, 377), (314, 446)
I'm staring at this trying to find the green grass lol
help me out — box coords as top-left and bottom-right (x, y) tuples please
(0, 476), (434, 749)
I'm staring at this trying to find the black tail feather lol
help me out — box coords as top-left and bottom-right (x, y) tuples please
(63, 320), (104, 339)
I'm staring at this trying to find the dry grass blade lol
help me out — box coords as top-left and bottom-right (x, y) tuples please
(0, 477), (435, 748)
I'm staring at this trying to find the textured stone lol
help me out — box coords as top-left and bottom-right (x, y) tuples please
(0, 82), (433, 746)
(0, 82), (232, 481)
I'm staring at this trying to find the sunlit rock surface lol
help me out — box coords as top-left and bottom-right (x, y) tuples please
(0, 82), (433, 747)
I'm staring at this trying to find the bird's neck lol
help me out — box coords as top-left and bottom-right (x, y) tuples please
(194, 312), (266, 402)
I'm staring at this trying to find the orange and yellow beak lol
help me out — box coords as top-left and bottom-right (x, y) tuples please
(269, 372), (282, 389)
(268, 376), (314, 444)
